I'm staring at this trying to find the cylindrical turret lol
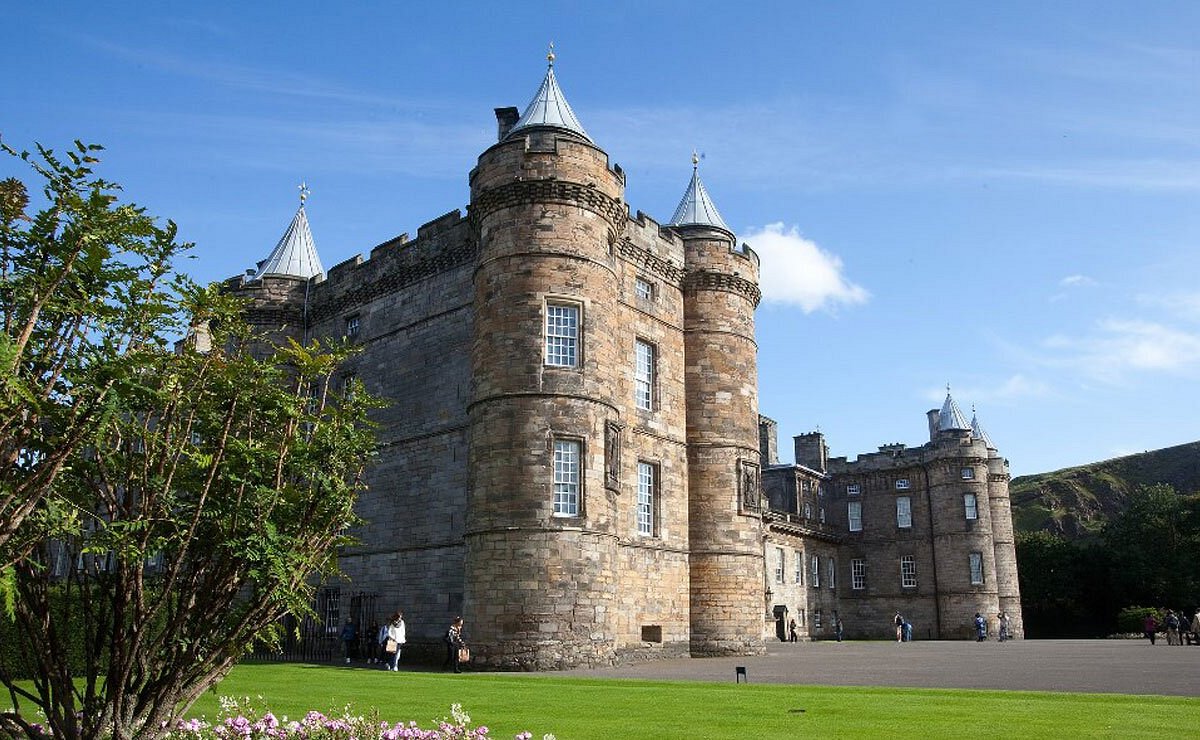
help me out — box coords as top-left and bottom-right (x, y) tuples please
(464, 101), (628, 668)
(925, 431), (999, 638)
(986, 450), (1023, 638)
(678, 219), (764, 656)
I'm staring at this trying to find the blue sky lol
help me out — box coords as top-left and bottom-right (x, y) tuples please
(4, 2), (1197, 476)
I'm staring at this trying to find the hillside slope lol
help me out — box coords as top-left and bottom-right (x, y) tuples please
(1010, 441), (1200, 538)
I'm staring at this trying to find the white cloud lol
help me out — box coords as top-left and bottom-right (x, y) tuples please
(743, 223), (868, 313)
(921, 375), (1050, 406)
(1060, 274), (1098, 288)
(1042, 318), (1200, 382)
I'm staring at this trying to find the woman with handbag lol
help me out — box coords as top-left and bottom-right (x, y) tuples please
(444, 616), (466, 673)
(383, 611), (406, 671)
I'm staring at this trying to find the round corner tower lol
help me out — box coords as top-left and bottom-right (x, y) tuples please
(464, 58), (629, 669)
(669, 162), (766, 656)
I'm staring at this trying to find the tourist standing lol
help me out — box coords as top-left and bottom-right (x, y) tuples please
(788, 618), (798, 643)
(894, 612), (904, 643)
(1143, 613), (1158, 645)
(974, 613), (987, 642)
(444, 616), (466, 673)
(997, 612), (1010, 642)
(834, 616), (844, 642)
(383, 611), (406, 671)
(1165, 610), (1179, 645)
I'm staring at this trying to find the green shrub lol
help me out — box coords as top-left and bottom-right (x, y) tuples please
(1117, 606), (1161, 634)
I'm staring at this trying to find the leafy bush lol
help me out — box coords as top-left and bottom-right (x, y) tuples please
(1116, 606), (1161, 634)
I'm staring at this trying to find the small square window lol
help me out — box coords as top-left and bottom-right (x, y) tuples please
(961, 467), (975, 480)
(344, 315), (361, 339)
(846, 483), (860, 496)
(895, 478), (910, 490)
(640, 625), (662, 642)
(635, 278), (654, 301)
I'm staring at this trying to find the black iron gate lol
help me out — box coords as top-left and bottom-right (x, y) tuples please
(249, 588), (379, 663)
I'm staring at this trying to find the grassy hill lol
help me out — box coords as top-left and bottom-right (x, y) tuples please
(1010, 441), (1200, 538)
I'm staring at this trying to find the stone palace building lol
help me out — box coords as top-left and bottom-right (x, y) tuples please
(225, 52), (1022, 668)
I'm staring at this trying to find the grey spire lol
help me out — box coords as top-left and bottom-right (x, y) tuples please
(668, 153), (732, 232)
(971, 407), (997, 450)
(251, 184), (325, 281)
(507, 45), (592, 143)
(937, 387), (971, 432)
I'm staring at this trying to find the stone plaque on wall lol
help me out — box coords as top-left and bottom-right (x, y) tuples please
(605, 421), (624, 491)
(739, 458), (761, 513)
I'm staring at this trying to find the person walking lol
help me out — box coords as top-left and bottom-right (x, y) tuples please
(834, 616), (844, 642)
(894, 612), (904, 643)
(1143, 613), (1158, 645)
(443, 616), (466, 673)
(788, 618), (798, 643)
(974, 613), (987, 642)
(383, 611), (406, 671)
(1165, 610), (1179, 646)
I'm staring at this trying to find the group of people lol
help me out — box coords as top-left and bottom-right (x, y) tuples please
(971, 611), (1013, 642)
(338, 613), (469, 672)
(1143, 609), (1200, 645)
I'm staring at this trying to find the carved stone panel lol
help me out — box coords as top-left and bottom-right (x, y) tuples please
(739, 458), (761, 513)
(605, 421), (624, 491)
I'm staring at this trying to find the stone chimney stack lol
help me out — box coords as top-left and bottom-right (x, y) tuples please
(758, 415), (778, 466)
(927, 409), (940, 442)
(794, 431), (828, 474)
(494, 107), (520, 141)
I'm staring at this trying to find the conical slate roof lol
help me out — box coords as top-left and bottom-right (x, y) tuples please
(668, 157), (732, 232)
(971, 409), (997, 450)
(937, 389), (971, 432)
(507, 48), (591, 143)
(252, 198), (324, 281)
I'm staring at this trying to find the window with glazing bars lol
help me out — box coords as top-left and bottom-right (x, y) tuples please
(896, 496), (912, 528)
(810, 554), (820, 587)
(964, 493), (978, 520)
(851, 558), (866, 590)
(848, 501), (862, 532)
(969, 551), (985, 585)
(901, 555), (917, 588)
(794, 551), (804, 584)
(545, 304), (579, 367)
(637, 461), (655, 536)
(634, 340), (654, 410)
(553, 439), (580, 516)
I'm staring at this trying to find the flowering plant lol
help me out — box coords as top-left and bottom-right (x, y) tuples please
(160, 698), (553, 740)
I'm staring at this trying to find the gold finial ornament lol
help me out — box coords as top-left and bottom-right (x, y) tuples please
(547, 42), (555, 67)
(299, 181), (310, 206)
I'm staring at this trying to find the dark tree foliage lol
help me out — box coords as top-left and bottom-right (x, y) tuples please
(1017, 483), (1200, 637)
(0, 143), (381, 740)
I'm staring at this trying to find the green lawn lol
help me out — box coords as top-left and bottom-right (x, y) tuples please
(188, 663), (1200, 739)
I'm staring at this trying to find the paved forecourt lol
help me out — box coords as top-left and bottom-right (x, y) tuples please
(557, 640), (1200, 697)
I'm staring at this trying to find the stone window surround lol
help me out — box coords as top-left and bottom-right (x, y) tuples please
(969, 551), (985, 585)
(961, 466), (975, 480)
(963, 492), (978, 520)
(544, 300), (581, 368)
(634, 276), (655, 301)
